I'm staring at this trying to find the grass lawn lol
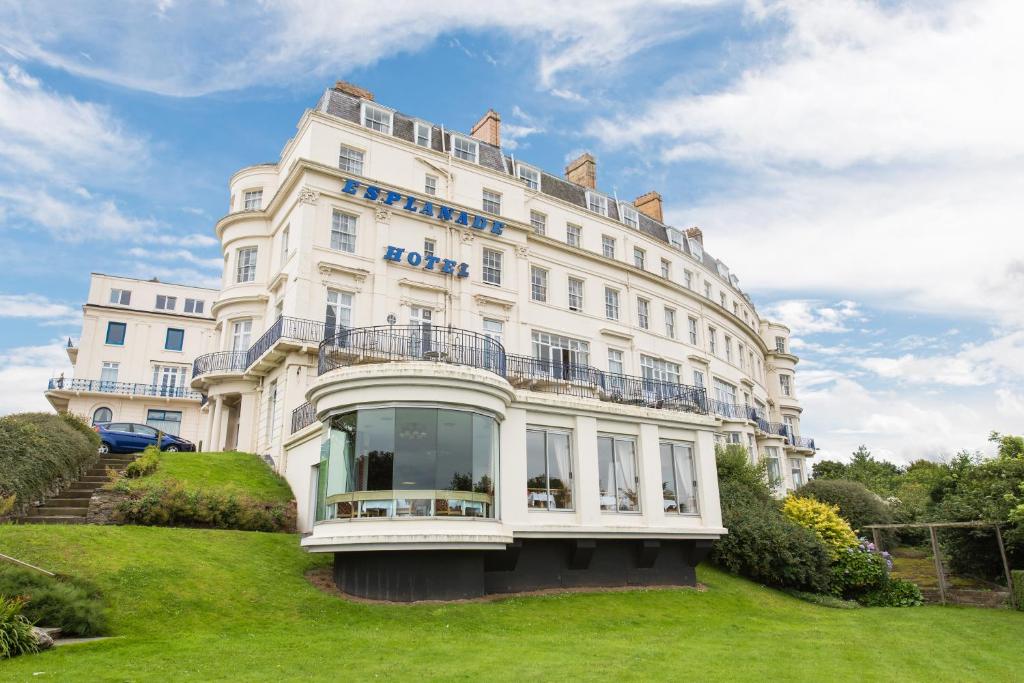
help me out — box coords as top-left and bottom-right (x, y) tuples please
(1, 526), (1021, 681)
(122, 451), (294, 503)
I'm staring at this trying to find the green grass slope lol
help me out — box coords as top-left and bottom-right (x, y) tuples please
(1, 525), (1021, 681)
(123, 451), (294, 503)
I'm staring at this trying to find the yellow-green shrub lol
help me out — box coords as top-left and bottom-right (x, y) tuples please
(782, 496), (858, 557)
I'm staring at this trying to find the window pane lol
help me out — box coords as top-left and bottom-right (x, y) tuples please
(106, 322), (126, 345)
(547, 432), (572, 510)
(355, 408), (394, 492)
(393, 408), (437, 491)
(597, 436), (615, 511)
(660, 443), (677, 512)
(614, 439), (639, 512)
(435, 410), (473, 492)
(526, 430), (548, 508)
(472, 414), (496, 500)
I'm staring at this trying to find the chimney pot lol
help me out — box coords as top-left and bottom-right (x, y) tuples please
(634, 191), (664, 223)
(685, 227), (704, 245)
(565, 152), (597, 189)
(470, 109), (501, 147)
(333, 81), (374, 101)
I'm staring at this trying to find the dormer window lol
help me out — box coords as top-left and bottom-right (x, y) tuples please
(688, 238), (703, 262)
(414, 121), (432, 148)
(667, 228), (685, 250)
(586, 192), (608, 217)
(451, 135), (479, 163)
(361, 102), (393, 135)
(516, 163), (540, 190)
(620, 204), (639, 229)
(717, 262), (730, 280)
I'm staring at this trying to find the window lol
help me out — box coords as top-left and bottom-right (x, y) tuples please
(566, 223), (581, 247)
(688, 238), (703, 261)
(165, 328), (184, 351)
(661, 441), (699, 514)
(725, 335), (733, 363)
(683, 270), (693, 289)
(765, 446), (782, 487)
(146, 409), (182, 436)
(608, 348), (624, 375)
(692, 369), (705, 388)
(733, 302), (740, 316)
(720, 292), (727, 308)
(790, 458), (805, 488)
(530, 210), (547, 235)
(482, 248), (502, 285)
(152, 365), (187, 396)
(325, 289), (353, 335)
(338, 145), (364, 174)
(526, 429), (573, 510)
(598, 435), (639, 512)
(775, 336), (787, 353)
(451, 135), (478, 163)
(602, 235), (616, 258)
(109, 288), (131, 305)
(517, 164), (540, 190)
(423, 239), (436, 259)
(688, 316), (698, 345)
(231, 319), (252, 351)
(708, 326), (717, 355)
(92, 407), (112, 425)
(714, 378), (737, 405)
(605, 288), (620, 320)
(532, 331), (589, 368)
(586, 192), (608, 216)
(568, 277), (584, 312)
(361, 102), (393, 134)
(330, 210), (357, 253)
(414, 121), (432, 147)
(749, 351), (755, 374)
(105, 321), (126, 345)
(482, 189), (501, 215)
(633, 247), (645, 269)
(243, 189), (262, 210)
(738, 342), (746, 369)
(280, 226), (290, 265)
(424, 174), (437, 196)
(155, 294), (176, 311)
(780, 374), (793, 397)
(664, 308), (676, 338)
(184, 298), (204, 314)
(100, 361), (119, 386)
(482, 318), (503, 346)
(641, 355), (680, 385)
(236, 246), (257, 283)
(747, 433), (757, 463)
(530, 266), (548, 302)
(621, 204), (639, 228)
(661, 258), (671, 279)
(783, 415), (796, 441)
(637, 298), (650, 329)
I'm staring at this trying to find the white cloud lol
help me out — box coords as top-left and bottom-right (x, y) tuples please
(763, 299), (864, 335)
(0, 341), (72, 415)
(0, 293), (77, 320)
(125, 246), (221, 270)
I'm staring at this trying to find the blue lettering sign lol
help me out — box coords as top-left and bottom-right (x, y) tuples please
(438, 206), (454, 221)
(419, 202), (435, 217)
(457, 263), (470, 278)
(455, 211), (469, 226)
(441, 259), (457, 275)
(490, 221), (505, 236)
(383, 246), (468, 278)
(471, 215), (488, 230)
(424, 255), (441, 270)
(407, 251), (423, 266)
(383, 190), (402, 205)
(342, 179), (360, 195)
(384, 245), (405, 262)
(403, 196), (418, 212)
(363, 185), (381, 201)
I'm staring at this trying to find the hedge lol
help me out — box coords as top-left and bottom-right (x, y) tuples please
(0, 412), (99, 514)
(1014, 570), (1023, 611)
(0, 567), (109, 637)
(795, 479), (893, 533)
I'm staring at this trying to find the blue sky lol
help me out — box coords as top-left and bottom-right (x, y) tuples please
(2, 0), (1022, 463)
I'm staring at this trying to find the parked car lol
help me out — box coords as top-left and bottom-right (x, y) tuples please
(94, 422), (196, 454)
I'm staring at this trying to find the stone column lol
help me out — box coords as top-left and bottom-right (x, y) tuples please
(209, 396), (224, 452)
(498, 406), (528, 526)
(574, 415), (601, 527)
(695, 427), (723, 530)
(235, 391), (258, 453)
(638, 422), (663, 521)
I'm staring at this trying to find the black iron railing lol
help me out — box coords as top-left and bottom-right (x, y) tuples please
(192, 351), (248, 377)
(246, 316), (328, 367)
(291, 401), (316, 433)
(794, 436), (816, 450)
(318, 325), (506, 376)
(47, 377), (202, 400)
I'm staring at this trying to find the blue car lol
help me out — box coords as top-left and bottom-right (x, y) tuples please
(94, 422), (196, 454)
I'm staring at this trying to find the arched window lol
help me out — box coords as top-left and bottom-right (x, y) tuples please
(92, 407), (112, 425)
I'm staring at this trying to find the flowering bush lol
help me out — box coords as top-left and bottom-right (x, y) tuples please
(859, 578), (924, 607)
(830, 540), (888, 599)
(782, 496), (859, 558)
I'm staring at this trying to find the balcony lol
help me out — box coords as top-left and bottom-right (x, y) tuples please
(192, 351), (248, 378)
(793, 436), (817, 450)
(317, 325), (708, 417)
(246, 316), (329, 370)
(46, 377), (202, 401)
(291, 401), (315, 433)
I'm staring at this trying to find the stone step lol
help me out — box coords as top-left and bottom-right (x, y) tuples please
(18, 516), (86, 525)
(29, 506), (88, 517)
(59, 490), (94, 499)
(43, 498), (91, 508)
(66, 484), (102, 493)
(79, 476), (109, 483)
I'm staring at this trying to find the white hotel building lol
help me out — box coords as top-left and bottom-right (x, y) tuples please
(48, 82), (815, 600)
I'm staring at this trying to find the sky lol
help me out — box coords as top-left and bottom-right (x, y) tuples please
(1, 0), (1022, 464)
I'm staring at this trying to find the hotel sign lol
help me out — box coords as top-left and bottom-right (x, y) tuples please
(342, 178), (505, 236)
(383, 245), (469, 278)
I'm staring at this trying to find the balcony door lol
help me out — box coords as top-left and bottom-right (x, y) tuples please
(231, 320), (252, 352)
(531, 331), (589, 380)
(325, 289), (352, 344)
(409, 307), (432, 357)
(153, 365), (188, 397)
(100, 361), (119, 391)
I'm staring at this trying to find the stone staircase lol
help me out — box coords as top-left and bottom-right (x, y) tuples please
(20, 454), (136, 525)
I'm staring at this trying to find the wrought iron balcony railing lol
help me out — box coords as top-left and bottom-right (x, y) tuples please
(291, 401), (316, 433)
(794, 436), (816, 450)
(47, 377), (202, 400)
(246, 316), (328, 368)
(192, 350), (248, 378)
(318, 325), (506, 376)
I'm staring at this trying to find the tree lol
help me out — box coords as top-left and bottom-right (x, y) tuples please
(811, 460), (848, 480)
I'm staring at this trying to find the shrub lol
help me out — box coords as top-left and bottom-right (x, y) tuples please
(782, 589), (861, 609)
(113, 481), (295, 532)
(0, 412), (100, 512)
(123, 446), (161, 479)
(796, 479), (892, 533)
(782, 496), (858, 557)
(831, 544), (888, 599)
(0, 567), (109, 637)
(0, 595), (38, 659)
(712, 479), (833, 594)
(1013, 570), (1023, 612)
(715, 444), (773, 501)
(858, 578), (924, 607)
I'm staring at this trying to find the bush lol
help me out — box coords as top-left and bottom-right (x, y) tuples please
(0, 595), (38, 659)
(0, 413), (100, 512)
(831, 544), (888, 599)
(712, 479), (833, 594)
(782, 496), (859, 557)
(113, 481), (295, 532)
(0, 567), (109, 637)
(123, 446), (161, 479)
(782, 589), (861, 609)
(796, 479), (892, 533)
(858, 578), (924, 607)
(715, 444), (773, 501)
(1014, 570), (1023, 612)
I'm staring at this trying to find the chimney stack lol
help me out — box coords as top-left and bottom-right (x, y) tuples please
(471, 109), (501, 147)
(565, 152), (597, 189)
(634, 191), (663, 223)
(685, 227), (704, 245)
(334, 81), (374, 101)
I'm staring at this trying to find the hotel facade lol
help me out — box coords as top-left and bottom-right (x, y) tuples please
(48, 82), (816, 601)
